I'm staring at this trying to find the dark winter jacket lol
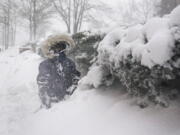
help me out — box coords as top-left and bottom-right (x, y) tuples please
(37, 52), (80, 106)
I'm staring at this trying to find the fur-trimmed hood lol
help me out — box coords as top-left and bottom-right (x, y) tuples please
(41, 34), (75, 58)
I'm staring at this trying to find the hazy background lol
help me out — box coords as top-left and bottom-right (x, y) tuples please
(0, 0), (179, 49)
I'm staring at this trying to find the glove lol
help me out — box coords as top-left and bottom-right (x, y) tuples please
(66, 85), (77, 95)
(39, 91), (51, 109)
(72, 76), (80, 85)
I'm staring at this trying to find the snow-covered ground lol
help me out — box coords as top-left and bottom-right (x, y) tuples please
(0, 48), (41, 135)
(1, 48), (180, 135)
(20, 87), (180, 135)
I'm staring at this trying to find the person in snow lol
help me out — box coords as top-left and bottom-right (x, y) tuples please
(37, 34), (81, 109)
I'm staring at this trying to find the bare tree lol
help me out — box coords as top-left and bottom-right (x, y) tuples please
(19, 0), (53, 41)
(53, 0), (94, 34)
(0, 0), (17, 50)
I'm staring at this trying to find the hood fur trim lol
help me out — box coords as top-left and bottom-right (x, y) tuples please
(41, 34), (75, 58)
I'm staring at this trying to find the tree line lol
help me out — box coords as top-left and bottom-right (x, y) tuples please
(0, 0), (179, 50)
(0, 0), (102, 50)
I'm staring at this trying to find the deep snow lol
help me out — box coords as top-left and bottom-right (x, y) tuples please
(1, 48), (180, 135)
(0, 48), (41, 135)
(20, 87), (180, 135)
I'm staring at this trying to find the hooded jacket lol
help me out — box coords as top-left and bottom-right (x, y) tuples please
(37, 35), (80, 107)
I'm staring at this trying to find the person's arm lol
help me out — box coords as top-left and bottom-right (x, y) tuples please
(37, 61), (52, 108)
(70, 62), (81, 84)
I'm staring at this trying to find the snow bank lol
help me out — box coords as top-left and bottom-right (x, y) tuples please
(143, 17), (169, 40)
(19, 86), (180, 135)
(169, 6), (180, 27)
(79, 65), (104, 88)
(0, 48), (42, 135)
(141, 29), (174, 67)
(142, 18), (174, 67)
(1, 48), (180, 135)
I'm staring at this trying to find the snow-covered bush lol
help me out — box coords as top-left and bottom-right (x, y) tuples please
(79, 64), (114, 88)
(81, 6), (180, 107)
(169, 6), (180, 42)
(68, 31), (104, 76)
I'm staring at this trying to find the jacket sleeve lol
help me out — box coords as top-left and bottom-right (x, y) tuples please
(70, 61), (81, 84)
(37, 61), (52, 107)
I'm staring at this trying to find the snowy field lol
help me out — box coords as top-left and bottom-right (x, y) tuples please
(1, 48), (180, 135)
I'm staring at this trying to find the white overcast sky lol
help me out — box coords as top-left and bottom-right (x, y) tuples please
(102, 0), (120, 7)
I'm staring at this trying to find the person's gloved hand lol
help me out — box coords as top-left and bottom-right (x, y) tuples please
(40, 92), (51, 109)
(66, 84), (78, 95)
(72, 76), (80, 85)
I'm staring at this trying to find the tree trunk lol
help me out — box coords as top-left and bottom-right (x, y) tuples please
(2, 17), (6, 50)
(6, 0), (10, 49)
(33, 0), (36, 41)
(30, 18), (33, 41)
(13, 19), (17, 46)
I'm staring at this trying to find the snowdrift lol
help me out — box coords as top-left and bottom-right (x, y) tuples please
(17, 86), (180, 135)
(1, 48), (180, 135)
(0, 48), (42, 135)
(81, 6), (180, 107)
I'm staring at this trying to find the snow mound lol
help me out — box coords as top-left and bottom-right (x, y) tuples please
(169, 6), (180, 41)
(19, 87), (180, 135)
(1, 48), (180, 135)
(141, 29), (174, 67)
(0, 48), (42, 135)
(79, 65), (104, 88)
(169, 6), (180, 27)
(143, 17), (169, 40)
(98, 16), (175, 69)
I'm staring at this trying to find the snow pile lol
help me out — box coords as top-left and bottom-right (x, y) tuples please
(96, 6), (180, 69)
(0, 48), (42, 135)
(1, 48), (180, 135)
(79, 65), (112, 88)
(79, 65), (104, 88)
(143, 18), (169, 40)
(169, 6), (180, 41)
(170, 6), (180, 27)
(18, 86), (180, 135)
(141, 18), (174, 67)
(1, 37), (180, 135)
(97, 17), (175, 68)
